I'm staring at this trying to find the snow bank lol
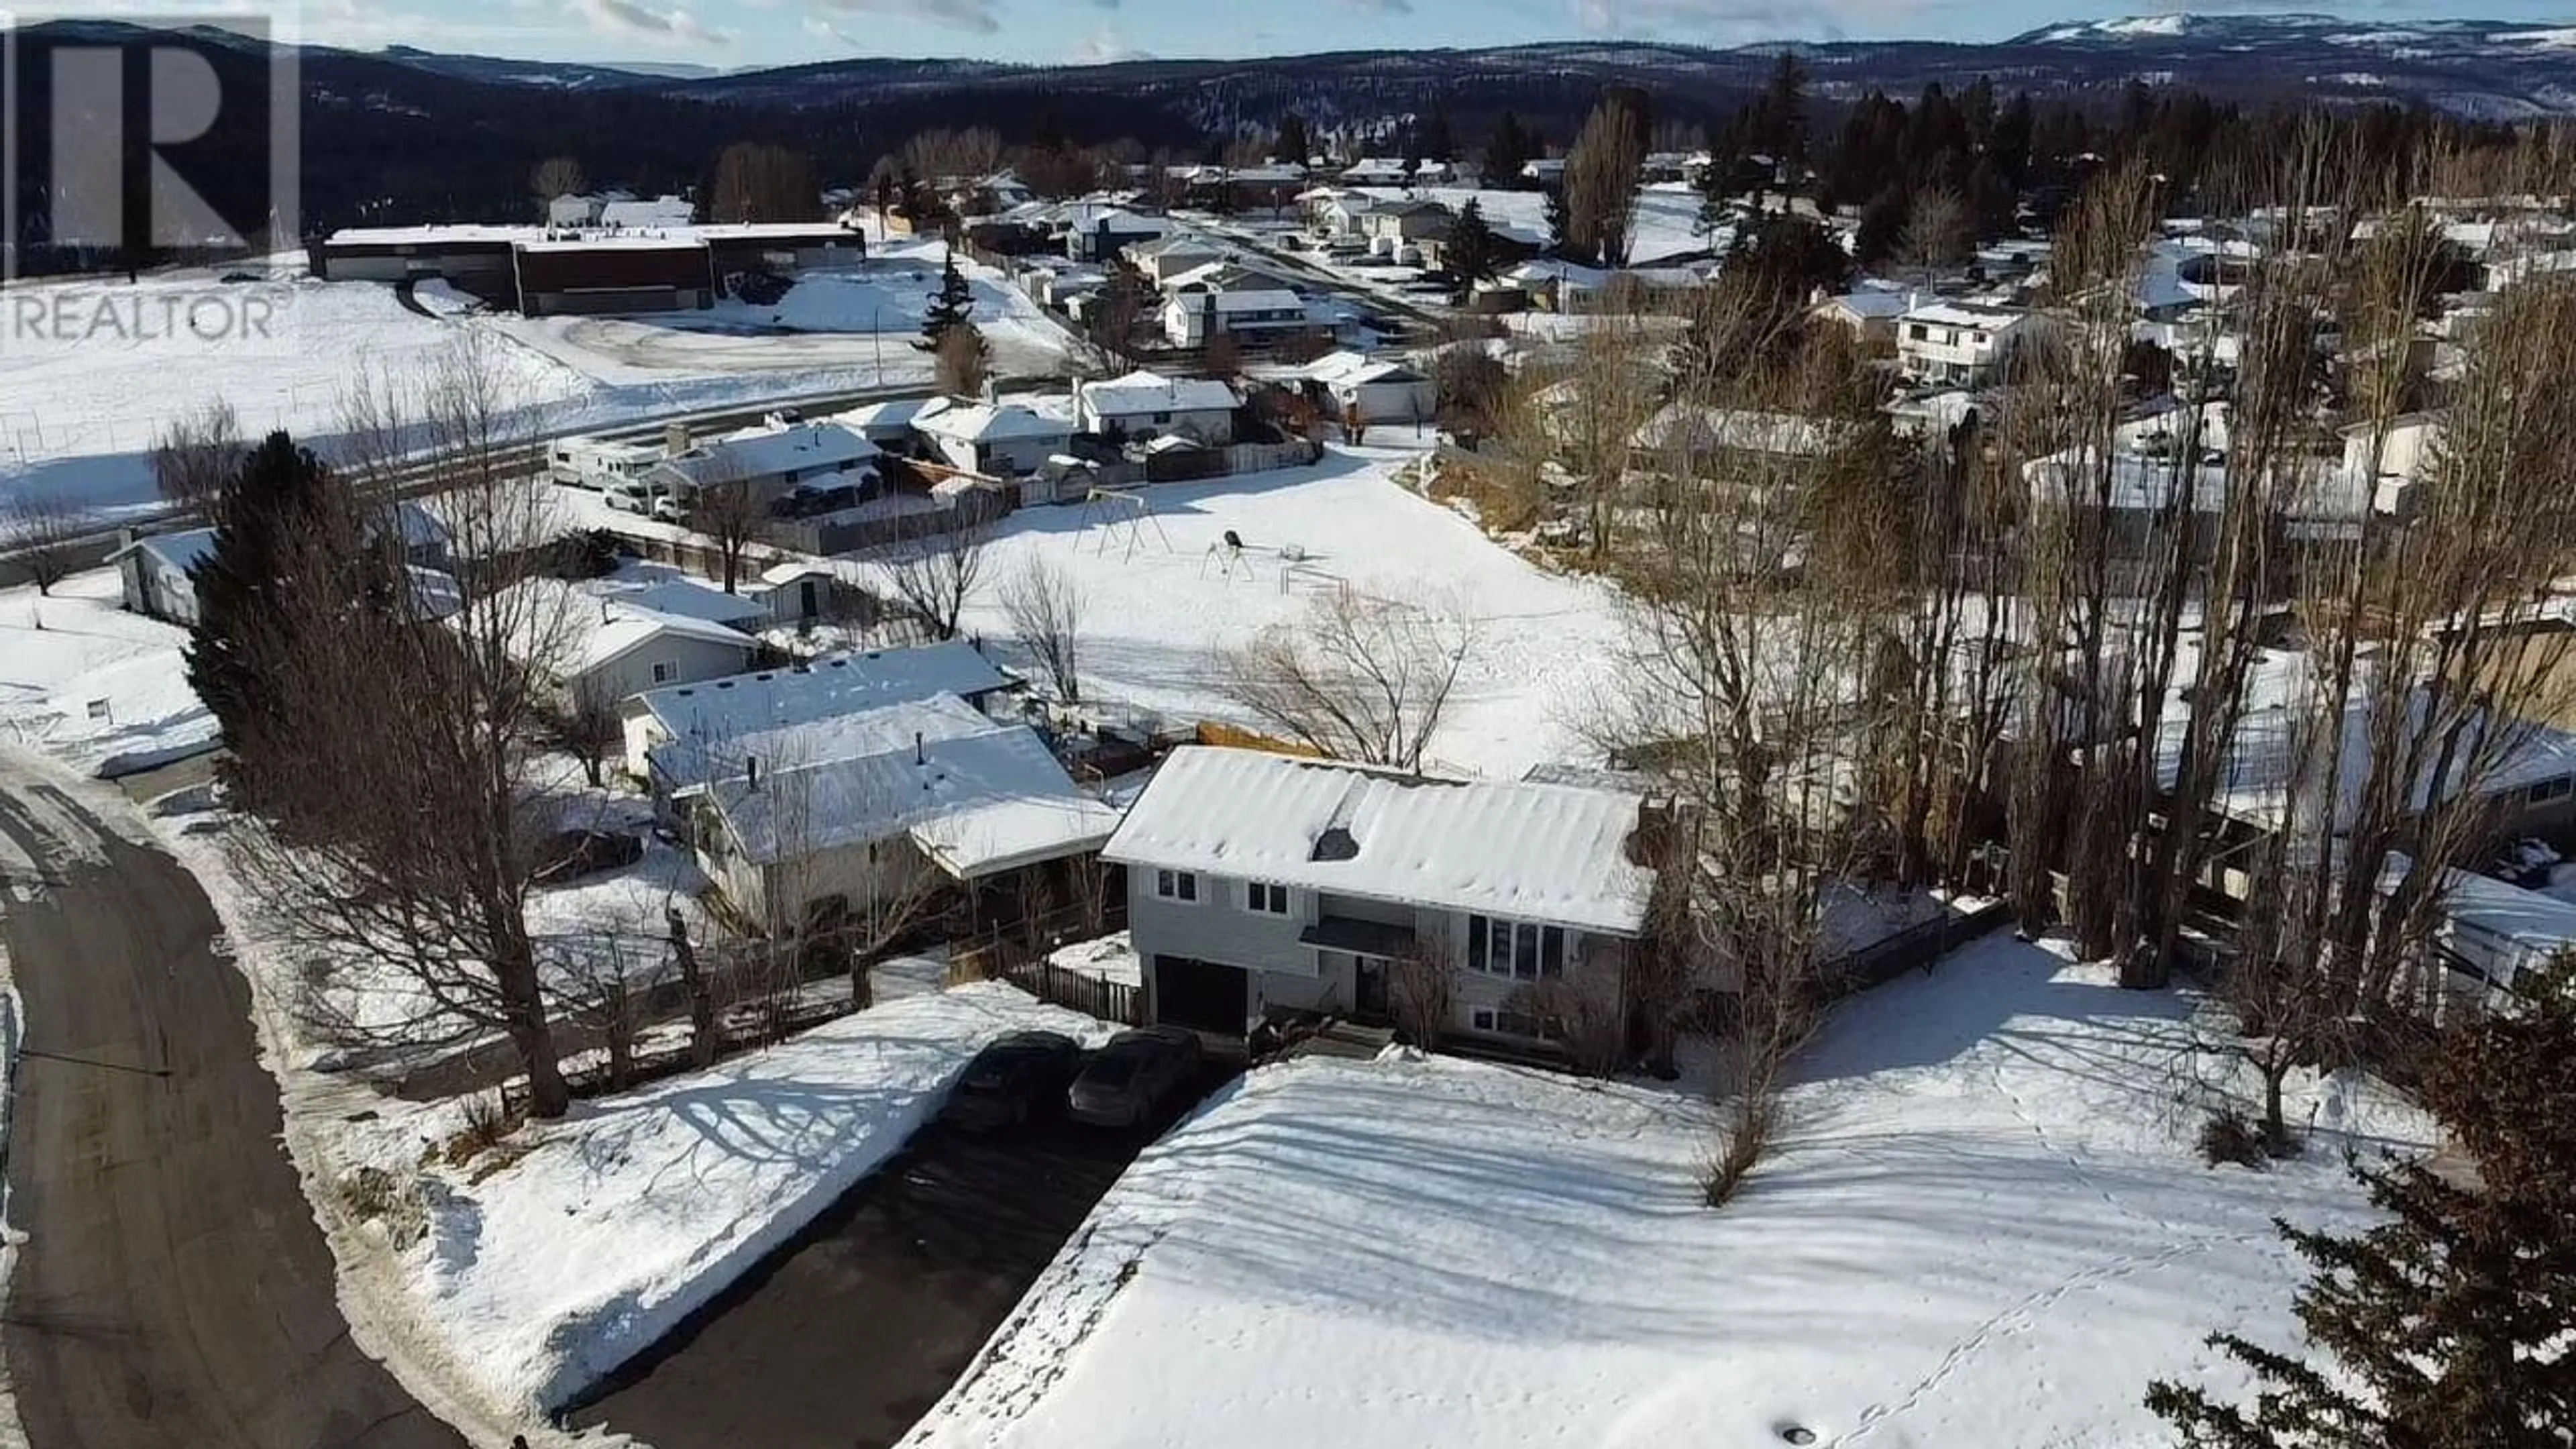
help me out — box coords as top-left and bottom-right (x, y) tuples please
(375, 983), (1114, 1413)
(908, 934), (2429, 1449)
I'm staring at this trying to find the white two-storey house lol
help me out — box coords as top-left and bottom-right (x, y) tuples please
(1102, 747), (1660, 1047)
(1895, 301), (2041, 386)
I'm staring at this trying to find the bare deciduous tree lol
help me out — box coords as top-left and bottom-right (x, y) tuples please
(148, 398), (246, 517)
(530, 156), (587, 203)
(1387, 932), (1456, 1046)
(1896, 184), (1971, 292)
(999, 553), (1085, 704)
(934, 322), (991, 398)
(689, 467), (769, 594)
(1562, 95), (1646, 266)
(881, 510), (991, 641)
(1, 488), (95, 596)
(1215, 584), (1474, 772)
(710, 143), (813, 224)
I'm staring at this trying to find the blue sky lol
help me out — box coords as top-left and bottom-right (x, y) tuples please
(56, 1), (2576, 68)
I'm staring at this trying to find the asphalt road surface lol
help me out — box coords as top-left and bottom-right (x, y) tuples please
(572, 1079), (1224, 1449)
(0, 764), (465, 1449)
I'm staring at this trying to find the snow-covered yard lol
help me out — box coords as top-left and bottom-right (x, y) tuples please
(907, 932), (2428, 1449)
(0, 568), (213, 775)
(955, 445), (1626, 777)
(314, 981), (1114, 1413)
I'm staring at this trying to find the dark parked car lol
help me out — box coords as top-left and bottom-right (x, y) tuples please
(945, 1030), (1085, 1130)
(531, 828), (645, 885)
(767, 478), (869, 519)
(1067, 1026), (1203, 1128)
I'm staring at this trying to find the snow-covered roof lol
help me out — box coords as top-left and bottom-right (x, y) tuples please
(2384, 853), (2576, 970)
(1080, 370), (1239, 417)
(1820, 288), (1914, 319)
(1298, 350), (1427, 387)
(655, 423), (878, 488)
(612, 579), (769, 630)
(633, 641), (1014, 741)
(1903, 301), (2032, 330)
(650, 690), (991, 793)
(831, 397), (935, 435)
(113, 526), (215, 575)
(490, 578), (757, 680)
(2024, 449), (2368, 522)
(1633, 405), (1834, 457)
(708, 722), (1119, 877)
(1103, 747), (1656, 935)
(2154, 663), (2576, 833)
(912, 398), (1075, 443)
(1201, 288), (1305, 314)
(599, 197), (694, 227)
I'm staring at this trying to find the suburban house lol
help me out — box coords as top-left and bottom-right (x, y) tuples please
(1102, 747), (1661, 1047)
(598, 195), (695, 229)
(109, 529), (217, 627)
(1630, 405), (1836, 465)
(1293, 351), (1437, 425)
(1064, 209), (1172, 262)
(1074, 370), (1240, 444)
(547, 193), (604, 227)
(1356, 199), (1454, 248)
(492, 576), (765, 709)
(911, 398), (1075, 477)
(1896, 301), (2041, 385)
(687, 710), (1121, 934)
(109, 500), (452, 628)
(1163, 286), (1311, 348)
(1125, 234), (1228, 286)
(1812, 288), (1913, 346)
(831, 397), (938, 447)
(2377, 854), (2576, 1022)
(621, 639), (1020, 785)
(649, 421), (881, 502)
(2341, 413), (2444, 516)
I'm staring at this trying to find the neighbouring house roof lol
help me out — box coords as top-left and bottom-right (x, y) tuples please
(649, 690), (994, 794)
(611, 579), (769, 630)
(2023, 448), (2368, 523)
(109, 526), (215, 575)
(2383, 853), (2576, 978)
(913, 398), (1075, 444)
(1298, 350), (1427, 387)
(706, 722), (1120, 877)
(831, 398), (935, 435)
(632, 641), (1014, 739)
(1081, 370), (1240, 417)
(490, 578), (757, 682)
(1902, 301), (2031, 331)
(2151, 660), (2576, 834)
(1631, 404), (1835, 458)
(1103, 746), (1656, 936)
(1820, 288), (1914, 320)
(1196, 288), (1305, 315)
(656, 423), (879, 489)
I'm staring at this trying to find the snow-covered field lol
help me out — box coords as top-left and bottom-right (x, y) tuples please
(0, 568), (213, 775)
(0, 243), (1079, 522)
(486, 246), (1080, 390)
(313, 981), (1115, 1413)
(908, 932), (2428, 1449)
(955, 445), (1625, 777)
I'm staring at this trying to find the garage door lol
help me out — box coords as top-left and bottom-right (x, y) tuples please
(1152, 956), (1248, 1035)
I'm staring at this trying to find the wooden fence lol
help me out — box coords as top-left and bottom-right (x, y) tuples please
(1818, 898), (2017, 999)
(1001, 959), (1144, 1028)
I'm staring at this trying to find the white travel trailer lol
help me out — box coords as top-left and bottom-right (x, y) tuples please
(548, 435), (663, 490)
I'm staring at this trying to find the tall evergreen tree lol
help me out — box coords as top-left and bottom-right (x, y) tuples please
(1484, 110), (1536, 189)
(916, 247), (975, 352)
(1541, 185), (1570, 255)
(1275, 112), (1311, 166)
(185, 431), (339, 807)
(1417, 103), (1455, 164)
(1444, 197), (1499, 299)
(2146, 963), (2576, 1448)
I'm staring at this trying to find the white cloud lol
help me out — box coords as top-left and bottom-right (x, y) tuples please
(1071, 25), (1153, 62)
(570, 0), (733, 44)
(810, 0), (1006, 36)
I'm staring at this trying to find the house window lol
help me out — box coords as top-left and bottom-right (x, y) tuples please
(1467, 915), (1566, 981)
(2529, 776), (2574, 805)
(1246, 881), (1291, 915)
(1155, 869), (1200, 903)
(1470, 1006), (1559, 1041)
(650, 659), (681, 684)
(1152, 411), (1171, 424)
(1908, 323), (1929, 341)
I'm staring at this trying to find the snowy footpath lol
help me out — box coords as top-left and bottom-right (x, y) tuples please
(906, 932), (2428, 1449)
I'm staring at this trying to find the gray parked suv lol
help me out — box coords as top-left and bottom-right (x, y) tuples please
(1067, 1026), (1203, 1128)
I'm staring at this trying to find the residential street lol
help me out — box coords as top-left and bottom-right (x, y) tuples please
(0, 762), (464, 1449)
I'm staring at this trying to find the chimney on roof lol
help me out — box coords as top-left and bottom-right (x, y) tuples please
(914, 731), (924, 766)
(746, 755), (761, 792)
(665, 423), (691, 457)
